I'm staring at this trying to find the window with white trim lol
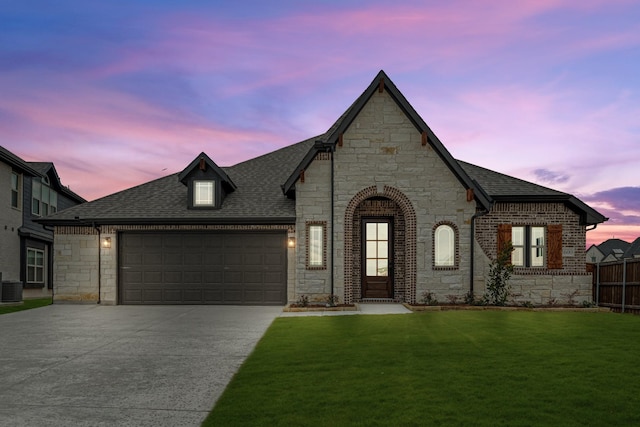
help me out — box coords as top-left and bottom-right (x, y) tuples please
(434, 224), (455, 267)
(511, 226), (545, 267)
(27, 248), (45, 284)
(307, 223), (326, 269)
(194, 181), (215, 206)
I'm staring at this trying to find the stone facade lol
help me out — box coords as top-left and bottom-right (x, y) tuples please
(294, 90), (477, 304)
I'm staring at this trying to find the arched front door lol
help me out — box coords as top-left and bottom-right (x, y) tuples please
(362, 218), (393, 299)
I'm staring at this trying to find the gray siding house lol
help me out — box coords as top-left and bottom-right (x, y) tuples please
(41, 71), (606, 306)
(1, 147), (86, 298)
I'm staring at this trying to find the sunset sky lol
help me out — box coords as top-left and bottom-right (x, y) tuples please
(1, 0), (638, 247)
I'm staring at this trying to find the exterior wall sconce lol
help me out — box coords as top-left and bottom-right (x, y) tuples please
(287, 236), (296, 248)
(102, 237), (112, 249)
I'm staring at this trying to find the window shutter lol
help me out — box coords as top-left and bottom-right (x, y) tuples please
(497, 224), (512, 254)
(547, 225), (563, 269)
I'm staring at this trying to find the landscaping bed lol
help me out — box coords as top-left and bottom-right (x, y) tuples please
(404, 303), (610, 312)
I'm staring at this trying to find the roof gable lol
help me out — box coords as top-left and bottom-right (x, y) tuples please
(282, 70), (491, 210)
(178, 152), (237, 193)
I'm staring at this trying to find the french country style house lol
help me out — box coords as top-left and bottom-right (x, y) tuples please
(39, 71), (606, 306)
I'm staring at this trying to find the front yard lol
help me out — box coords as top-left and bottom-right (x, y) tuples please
(204, 311), (640, 426)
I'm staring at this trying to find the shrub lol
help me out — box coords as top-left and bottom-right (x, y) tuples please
(420, 290), (438, 306)
(484, 241), (514, 306)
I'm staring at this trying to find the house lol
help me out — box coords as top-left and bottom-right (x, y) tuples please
(623, 237), (640, 259)
(39, 71), (607, 306)
(587, 238), (631, 263)
(0, 147), (86, 299)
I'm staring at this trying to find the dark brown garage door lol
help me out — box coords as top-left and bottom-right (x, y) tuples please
(119, 232), (287, 305)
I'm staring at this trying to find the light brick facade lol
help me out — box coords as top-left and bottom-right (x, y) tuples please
(294, 90), (476, 304)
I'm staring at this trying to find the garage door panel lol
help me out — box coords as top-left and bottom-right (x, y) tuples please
(143, 253), (163, 265)
(163, 253), (183, 265)
(120, 232), (286, 305)
(144, 271), (162, 283)
(142, 289), (163, 303)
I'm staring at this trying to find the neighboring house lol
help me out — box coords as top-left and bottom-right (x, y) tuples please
(0, 147), (86, 298)
(40, 71), (607, 306)
(623, 237), (640, 259)
(585, 244), (605, 264)
(588, 238), (631, 263)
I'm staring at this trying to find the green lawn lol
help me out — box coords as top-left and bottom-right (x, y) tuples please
(204, 311), (640, 426)
(0, 298), (52, 315)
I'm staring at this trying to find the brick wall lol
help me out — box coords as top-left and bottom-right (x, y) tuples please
(473, 202), (592, 304)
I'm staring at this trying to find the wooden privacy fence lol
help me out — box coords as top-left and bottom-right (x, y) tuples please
(589, 258), (640, 314)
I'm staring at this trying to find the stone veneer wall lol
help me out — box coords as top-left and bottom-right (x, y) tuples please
(294, 89), (477, 304)
(54, 224), (294, 305)
(473, 202), (592, 305)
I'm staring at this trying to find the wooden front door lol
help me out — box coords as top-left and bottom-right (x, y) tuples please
(362, 218), (393, 299)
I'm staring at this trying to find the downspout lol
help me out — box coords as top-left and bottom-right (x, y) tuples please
(330, 143), (335, 303)
(470, 208), (490, 297)
(93, 223), (101, 304)
(43, 225), (55, 304)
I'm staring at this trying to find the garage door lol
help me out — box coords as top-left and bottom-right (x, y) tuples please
(119, 232), (287, 305)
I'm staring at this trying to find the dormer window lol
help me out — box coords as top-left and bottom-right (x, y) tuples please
(194, 181), (215, 207)
(179, 152), (237, 210)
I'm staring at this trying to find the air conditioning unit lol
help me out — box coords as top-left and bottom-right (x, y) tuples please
(1, 281), (23, 302)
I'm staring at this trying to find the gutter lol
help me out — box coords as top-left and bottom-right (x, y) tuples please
(469, 209), (489, 297)
(330, 142), (335, 303)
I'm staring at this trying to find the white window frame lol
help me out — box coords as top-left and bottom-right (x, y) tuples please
(512, 226), (545, 267)
(307, 223), (325, 269)
(27, 248), (45, 284)
(434, 224), (455, 267)
(193, 181), (215, 207)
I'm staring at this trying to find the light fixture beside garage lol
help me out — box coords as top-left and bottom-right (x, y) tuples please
(287, 236), (296, 248)
(101, 237), (111, 249)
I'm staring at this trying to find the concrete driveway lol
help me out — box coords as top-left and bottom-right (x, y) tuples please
(0, 304), (281, 427)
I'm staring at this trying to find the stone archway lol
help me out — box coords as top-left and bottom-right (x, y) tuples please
(344, 186), (416, 304)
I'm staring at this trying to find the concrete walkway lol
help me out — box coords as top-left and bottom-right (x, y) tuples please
(280, 303), (412, 317)
(0, 304), (281, 427)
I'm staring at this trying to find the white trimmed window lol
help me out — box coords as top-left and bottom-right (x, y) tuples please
(434, 224), (455, 267)
(307, 223), (326, 269)
(194, 181), (215, 206)
(511, 226), (545, 267)
(27, 248), (45, 284)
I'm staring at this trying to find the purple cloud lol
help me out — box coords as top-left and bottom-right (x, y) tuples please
(533, 168), (570, 185)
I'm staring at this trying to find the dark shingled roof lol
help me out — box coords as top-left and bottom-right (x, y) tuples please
(623, 237), (640, 259)
(0, 146), (42, 176)
(41, 137), (315, 225)
(38, 71), (606, 227)
(598, 238), (631, 258)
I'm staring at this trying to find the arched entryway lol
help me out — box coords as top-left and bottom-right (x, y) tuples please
(344, 186), (416, 304)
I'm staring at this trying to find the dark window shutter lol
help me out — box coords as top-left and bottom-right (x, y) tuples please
(497, 224), (512, 254)
(547, 225), (563, 269)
